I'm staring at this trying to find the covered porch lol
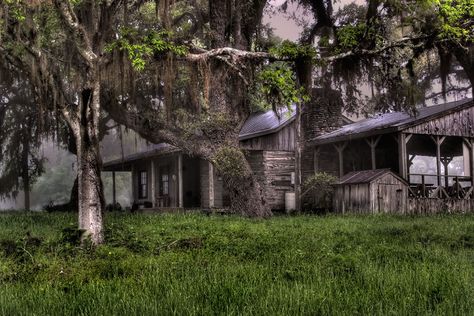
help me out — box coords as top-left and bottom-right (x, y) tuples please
(310, 98), (474, 212)
(103, 143), (229, 210)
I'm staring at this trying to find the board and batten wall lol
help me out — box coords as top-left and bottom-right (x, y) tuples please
(334, 173), (408, 213)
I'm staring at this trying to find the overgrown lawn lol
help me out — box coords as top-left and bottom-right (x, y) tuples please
(1, 212), (474, 315)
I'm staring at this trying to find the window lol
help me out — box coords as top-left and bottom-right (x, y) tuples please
(160, 166), (169, 196)
(138, 170), (148, 199)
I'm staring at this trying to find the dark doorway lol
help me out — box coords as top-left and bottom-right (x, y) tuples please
(183, 157), (201, 208)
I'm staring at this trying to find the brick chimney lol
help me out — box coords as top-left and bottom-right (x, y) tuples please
(302, 88), (344, 142)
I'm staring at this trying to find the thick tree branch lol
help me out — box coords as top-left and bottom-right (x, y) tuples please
(52, 0), (96, 65)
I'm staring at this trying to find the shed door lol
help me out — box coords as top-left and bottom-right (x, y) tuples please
(377, 184), (403, 213)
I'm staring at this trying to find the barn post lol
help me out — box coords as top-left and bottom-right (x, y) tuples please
(313, 147), (320, 173)
(178, 154), (183, 208)
(471, 139), (474, 188)
(112, 171), (116, 206)
(441, 157), (453, 188)
(208, 161), (215, 208)
(365, 136), (381, 170)
(432, 136), (446, 187)
(462, 138), (474, 188)
(151, 160), (156, 207)
(334, 142), (347, 177)
(398, 133), (407, 180)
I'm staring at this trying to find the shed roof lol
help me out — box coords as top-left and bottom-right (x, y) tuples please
(239, 105), (296, 140)
(313, 98), (473, 145)
(337, 169), (408, 185)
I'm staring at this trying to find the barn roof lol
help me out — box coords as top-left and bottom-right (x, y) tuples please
(239, 105), (296, 140)
(337, 169), (408, 185)
(312, 98), (473, 145)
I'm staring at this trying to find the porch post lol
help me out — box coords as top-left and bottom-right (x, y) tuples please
(313, 147), (320, 174)
(470, 139), (474, 187)
(432, 136), (446, 187)
(334, 142), (347, 178)
(463, 138), (474, 187)
(178, 154), (183, 208)
(112, 171), (116, 205)
(365, 136), (381, 170)
(398, 133), (407, 180)
(151, 160), (156, 207)
(208, 162), (215, 208)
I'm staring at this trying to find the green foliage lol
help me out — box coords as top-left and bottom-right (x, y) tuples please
(250, 62), (309, 111)
(212, 146), (248, 179)
(269, 40), (316, 60)
(302, 172), (338, 211)
(433, 0), (474, 42)
(336, 23), (367, 51)
(1, 213), (474, 314)
(106, 29), (188, 71)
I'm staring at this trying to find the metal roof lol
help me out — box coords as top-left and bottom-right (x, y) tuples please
(103, 143), (179, 170)
(103, 107), (297, 169)
(337, 169), (407, 185)
(313, 98), (473, 145)
(239, 105), (296, 140)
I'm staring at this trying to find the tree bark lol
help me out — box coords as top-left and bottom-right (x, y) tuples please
(452, 44), (474, 90)
(73, 82), (105, 245)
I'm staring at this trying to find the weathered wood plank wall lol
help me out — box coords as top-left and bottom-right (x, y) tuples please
(200, 160), (225, 208)
(247, 150), (295, 210)
(405, 107), (474, 137)
(240, 122), (295, 151)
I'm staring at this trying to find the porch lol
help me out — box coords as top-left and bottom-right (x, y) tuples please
(103, 144), (229, 210)
(310, 98), (474, 212)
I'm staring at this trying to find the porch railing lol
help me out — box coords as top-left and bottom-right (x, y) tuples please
(408, 173), (473, 199)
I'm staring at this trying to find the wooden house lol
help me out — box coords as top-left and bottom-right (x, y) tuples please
(103, 107), (297, 211)
(307, 98), (474, 214)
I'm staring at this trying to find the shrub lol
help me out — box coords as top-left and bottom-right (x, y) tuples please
(302, 172), (337, 212)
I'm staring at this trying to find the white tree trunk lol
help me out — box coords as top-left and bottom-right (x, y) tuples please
(73, 81), (105, 245)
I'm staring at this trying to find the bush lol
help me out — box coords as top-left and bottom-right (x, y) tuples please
(302, 172), (337, 212)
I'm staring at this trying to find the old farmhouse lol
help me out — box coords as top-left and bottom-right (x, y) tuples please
(104, 94), (474, 214)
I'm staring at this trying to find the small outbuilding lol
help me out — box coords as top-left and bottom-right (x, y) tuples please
(334, 169), (409, 214)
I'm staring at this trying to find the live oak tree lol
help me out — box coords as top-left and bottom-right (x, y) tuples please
(0, 0), (127, 244)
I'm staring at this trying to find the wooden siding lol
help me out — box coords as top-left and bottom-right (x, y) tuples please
(334, 172), (408, 213)
(247, 150), (295, 210)
(404, 107), (474, 137)
(200, 160), (225, 208)
(240, 122), (295, 151)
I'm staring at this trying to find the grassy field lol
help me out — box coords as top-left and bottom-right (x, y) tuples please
(1, 212), (474, 315)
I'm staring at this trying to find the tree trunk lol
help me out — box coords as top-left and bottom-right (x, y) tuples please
(212, 145), (271, 217)
(73, 82), (105, 245)
(21, 136), (30, 211)
(452, 44), (474, 90)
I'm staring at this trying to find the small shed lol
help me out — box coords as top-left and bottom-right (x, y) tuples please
(334, 169), (408, 214)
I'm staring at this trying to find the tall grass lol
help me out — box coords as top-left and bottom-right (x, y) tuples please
(1, 212), (474, 315)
